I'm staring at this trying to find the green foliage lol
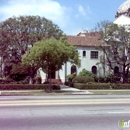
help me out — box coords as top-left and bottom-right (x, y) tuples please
(110, 84), (130, 89)
(0, 15), (64, 64)
(72, 76), (94, 84)
(74, 83), (130, 89)
(0, 84), (60, 90)
(78, 69), (95, 77)
(67, 73), (77, 82)
(22, 37), (80, 75)
(95, 74), (121, 83)
(67, 73), (76, 86)
(3, 64), (12, 77)
(10, 63), (29, 75)
(102, 23), (130, 83)
(109, 74), (121, 83)
(74, 83), (110, 89)
(9, 63), (29, 81)
(0, 76), (30, 84)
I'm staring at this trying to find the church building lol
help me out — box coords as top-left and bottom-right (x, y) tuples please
(40, 0), (130, 84)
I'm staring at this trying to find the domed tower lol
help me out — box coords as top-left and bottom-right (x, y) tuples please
(115, 0), (130, 18)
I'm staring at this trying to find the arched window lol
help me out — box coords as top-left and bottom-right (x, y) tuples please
(83, 51), (86, 57)
(114, 66), (119, 74)
(92, 66), (97, 74)
(71, 65), (77, 74)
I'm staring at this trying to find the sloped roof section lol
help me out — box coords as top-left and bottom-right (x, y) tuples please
(66, 32), (103, 47)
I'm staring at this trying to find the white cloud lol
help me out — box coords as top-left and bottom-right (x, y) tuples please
(78, 5), (86, 16)
(0, 0), (70, 31)
(76, 4), (92, 19)
(0, 0), (91, 35)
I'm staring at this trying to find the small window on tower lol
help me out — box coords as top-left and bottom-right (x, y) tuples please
(83, 51), (86, 57)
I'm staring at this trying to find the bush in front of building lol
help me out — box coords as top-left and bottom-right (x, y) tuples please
(67, 72), (77, 87)
(78, 69), (95, 77)
(0, 84), (60, 90)
(110, 84), (130, 89)
(72, 75), (95, 84)
(95, 74), (121, 83)
(74, 83), (110, 89)
(9, 63), (29, 81)
(73, 83), (130, 89)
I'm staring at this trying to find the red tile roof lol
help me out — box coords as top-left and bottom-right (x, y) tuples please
(66, 32), (103, 47)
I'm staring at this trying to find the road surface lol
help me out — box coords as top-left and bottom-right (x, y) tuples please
(0, 95), (129, 130)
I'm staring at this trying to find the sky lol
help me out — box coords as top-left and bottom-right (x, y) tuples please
(0, 0), (126, 35)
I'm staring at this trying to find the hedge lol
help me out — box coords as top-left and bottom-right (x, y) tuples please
(111, 84), (130, 89)
(74, 83), (110, 89)
(74, 83), (130, 89)
(0, 84), (60, 90)
(72, 76), (94, 84)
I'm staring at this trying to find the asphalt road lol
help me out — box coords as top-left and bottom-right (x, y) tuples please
(0, 95), (130, 130)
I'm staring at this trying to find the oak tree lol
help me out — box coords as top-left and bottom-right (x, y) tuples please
(0, 15), (64, 77)
(22, 37), (80, 88)
(102, 23), (130, 83)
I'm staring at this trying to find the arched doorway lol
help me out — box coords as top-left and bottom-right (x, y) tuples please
(71, 65), (77, 74)
(92, 66), (97, 74)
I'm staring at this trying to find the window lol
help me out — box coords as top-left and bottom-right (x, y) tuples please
(83, 51), (86, 57)
(90, 51), (98, 59)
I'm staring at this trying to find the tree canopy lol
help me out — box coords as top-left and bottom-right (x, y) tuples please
(91, 20), (111, 32)
(102, 23), (130, 83)
(22, 37), (80, 75)
(0, 15), (64, 64)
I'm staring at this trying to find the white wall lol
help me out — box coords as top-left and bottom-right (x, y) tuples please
(40, 45), (109, 83)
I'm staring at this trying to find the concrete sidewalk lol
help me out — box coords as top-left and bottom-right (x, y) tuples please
(59, 85), (92, 94)
(0, 85), (92, 95)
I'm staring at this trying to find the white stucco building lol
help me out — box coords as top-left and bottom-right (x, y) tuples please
(40, 0), (130, 84)
(40, 32), (106, 83)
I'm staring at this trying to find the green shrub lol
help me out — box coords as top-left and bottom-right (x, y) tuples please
(111, 84), (130, 89)
(0, 84), (60, 90)
(74, 83), (110, 89)
(72, 76), (94, 84)
(67, 73), (76, 81)
(78, 69), (95, 77)
(67, 73), (76, 87)
(95, 74), (121, 83)
(0, 76), (16, 84)
(110, 74), (121, 83)
(10, 63), (29, 81)
(99, 76), (106, 83)
(74, 83), (130, 89)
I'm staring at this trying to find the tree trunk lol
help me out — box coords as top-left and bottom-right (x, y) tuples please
(122, 64), (126, 83)
(49, 71), (52, 92)
(29, 67), (35, 84)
